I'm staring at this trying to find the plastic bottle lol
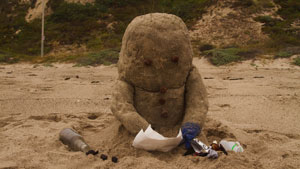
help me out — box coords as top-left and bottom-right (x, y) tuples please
(59, 128), (90, 153)
(219, 140), (244, 152)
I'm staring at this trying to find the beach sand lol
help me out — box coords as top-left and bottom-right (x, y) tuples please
(0, 58), (299, 169)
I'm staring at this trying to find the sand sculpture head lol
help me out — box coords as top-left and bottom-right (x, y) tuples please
(118, 13), (193, 91)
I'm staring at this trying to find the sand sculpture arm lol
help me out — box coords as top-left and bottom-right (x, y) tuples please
(111, 80), (149, 134)
(183, 67), (209, 128)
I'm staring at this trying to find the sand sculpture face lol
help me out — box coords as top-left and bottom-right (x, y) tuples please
(118, 13), (193, 92)
(111, 13), (208, 135)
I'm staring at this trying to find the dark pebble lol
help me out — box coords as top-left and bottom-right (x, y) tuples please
(100, 154), (108, 160)
(112, 156), (118, 163)
(86, 150), (99, 156)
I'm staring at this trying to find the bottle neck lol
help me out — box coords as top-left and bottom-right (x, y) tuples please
(73, 139), (90, 152)
(81, 144), (90, 153)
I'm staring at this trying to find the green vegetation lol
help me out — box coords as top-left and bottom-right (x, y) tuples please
(203, 48), (258, 66)
(43, 63), (54, 67)
(294, 56), (300, 66)
(0, 0), (299, 66)
(0, 1), (43, 56)
(199, 44), (215, 52)
(255, 1), (300, 50)
(0, 52), (19, 64)
(274, 51), (293, 58)
(35, 48), (119, 66)
(0, 0), (212, 64)
(254, 15), (277, 25)
(74, 49), (119, 66)
(157, 0), (212, 26)
(200, 0), (300, 66)
(232, 0), (275, 12)
(233, 0), (300, 56)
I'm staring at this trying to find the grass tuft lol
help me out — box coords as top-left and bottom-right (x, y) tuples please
(74, 49), (119, 66)
(274, 51), (293, 58)
(0, 52), (19, 64)
(293, 57), (300, 66)
(254, 15), (277, 26)
(199, 44), (215, 52)
(203, 48), (258, 66)
(232, 0), (274, 11)
(256, 1), (300, 50)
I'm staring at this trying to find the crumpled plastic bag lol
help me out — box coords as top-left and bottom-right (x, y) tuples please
(132, 125), (182, 152)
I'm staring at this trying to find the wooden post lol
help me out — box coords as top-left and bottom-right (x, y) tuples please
(41, 0), (45, 57)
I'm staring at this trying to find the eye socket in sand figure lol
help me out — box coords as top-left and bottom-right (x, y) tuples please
(111, 13), (208, 148)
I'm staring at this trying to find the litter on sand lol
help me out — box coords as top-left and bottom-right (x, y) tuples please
(59, 128), (91, 153)
(132, 125), (182, 152)
(184, 139), (244, 159)
(190, 139), (218, 159)
(220, 140), (244, 152)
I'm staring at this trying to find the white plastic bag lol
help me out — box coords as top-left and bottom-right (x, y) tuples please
(132, 125), (182, 152)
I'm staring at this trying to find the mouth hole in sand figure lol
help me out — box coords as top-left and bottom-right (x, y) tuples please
(161, 110), (168, 118)
(87, 113), (99, 120)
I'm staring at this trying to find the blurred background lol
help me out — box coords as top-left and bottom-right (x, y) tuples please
(0, 0), (299, 66)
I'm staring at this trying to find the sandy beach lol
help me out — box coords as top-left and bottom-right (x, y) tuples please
(0, 58), (299, 169)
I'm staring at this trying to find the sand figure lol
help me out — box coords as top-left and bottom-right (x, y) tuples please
(111, 13), (208, 143)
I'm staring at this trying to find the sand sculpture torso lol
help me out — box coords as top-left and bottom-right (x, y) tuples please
(111, 13), (208, 134)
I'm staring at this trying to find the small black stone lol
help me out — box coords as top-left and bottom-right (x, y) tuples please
(86, 150), (99, 156)
(112, 156), (118, 163)
(100, 154), (108, 160)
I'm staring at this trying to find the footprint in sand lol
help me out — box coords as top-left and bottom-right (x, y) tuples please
(29, 114), (62, 122)
(87, 113), (101, 120)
